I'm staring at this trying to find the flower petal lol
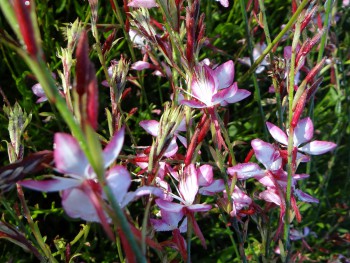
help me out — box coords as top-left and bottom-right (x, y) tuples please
(294, 117), (314, 146)
(294, 189), (319, 203)
(54, 133), (89, 176)
(155, 199), (184, 213)
(128, 0), (157, 8)
(199, 179), (225, 195)
(61, 188), (102, 222)
(187, 204), (212, 212)
(20, 177), (81, 192)
(222, 84), (251, 104)
(181, 99), (207, 108)
(214, 60), (234, 89)
(131, 61), (153, 71)
(121, 186), (163, 207)
(103, 127), (125, 168)
(197, 164), (213, 187)
(266, 122), (288, 145)
(259, 189), (282, 206)
(251, 139), (282, 171)
(106, 165), (131, 204)
(298, 141), (336, 155)
(227, 162), (264, 179)
(179, 164), (198, 205)
(139, 120), (159, 136)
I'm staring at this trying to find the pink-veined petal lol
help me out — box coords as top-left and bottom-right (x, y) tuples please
(299, 141), (336, 155)
(197, 164), (213, 186)
(212, 84), (236, 105)
(54, 133), (89, 176)
(139, 120), (159, 136)
(191, 66), (216, 106)
(294, 117), (314, 146)
(259, 189), (282, 206)
(156, 199), (184, 213)
(20, 177), (81, 192)
(106, 165), (131, 204)
(103, 127), (125, 168)
(251, 139), (282, 171)
(214, 60), (234, 89)
(199, 179), (225, 195)
(61, 188), (102, 222)
(266, 122), (288, 145)
(187, 203), (212, 212)
(227, 162), (264, 179)
(179, 164), (198, 205)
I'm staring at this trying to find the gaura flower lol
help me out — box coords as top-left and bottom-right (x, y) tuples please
(181, 60), (250, 108)
(20, 127), (162, 222)
(128, 0), (157, 8)
(266, 117), (336, 161)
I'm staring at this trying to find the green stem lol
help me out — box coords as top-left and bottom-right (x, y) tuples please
(238, 0), (310, 83)
(239, 0), (268, 139)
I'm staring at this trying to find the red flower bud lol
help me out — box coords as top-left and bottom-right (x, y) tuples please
(75, 31), (90, 96)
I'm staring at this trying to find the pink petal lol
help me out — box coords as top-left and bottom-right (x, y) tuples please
(227, 163), (264, 179)
(139, 120), (159, 136)
(294, 117), (314, 146)
(164, 138), (179, 157)
(222, 84), (251, 105)
(251, 139), (282, 171)
(131, 61), (153, 70)
(20, 177), (81, 192)
(191, 66), (216, 106)
(214, 60), (234, 89)
(128, 0), (157, 8)
(54, 133), (89, 176)
(187, 203), (212, 212)
(199, 179), (225, 195)
(212, 84), (236, 105)
(155, 199), (184, 213)
(176, 135), (187, 148)
(179, 164), (198, 204)
(32, 83), (46, 97)
(197, 164), (213, 187)
(61, 188), (102, 222)
(103, 127), (125, 168)
(106, 165), (131, 204)
(218, 0), (229, 7)
(259, 189), (282, 205)
(294, 189), (319, 203)
(298, 141), (336, 155)
(266, 122), (288, 145)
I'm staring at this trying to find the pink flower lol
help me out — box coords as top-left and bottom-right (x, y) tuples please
(266, 117), (336, 160)
(139, 119), (187, 157)
(216, 0), (229, 7)
(20, 127), (162, 222)
(181, 60), (250, 108)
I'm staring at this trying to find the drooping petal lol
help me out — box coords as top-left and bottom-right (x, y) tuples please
(103, 127), (125, 168)
(61, 188), (102, 222)
(164, 138), (179, 157)
(106, 165), (131, 205)
(298, 141), (336, 155)
(151, 209), (185, 232)
(121, 186), (163, 207)
(294, 117), (314, 146)
(197, 164), (213, 187)
(156, 199), (184, 213)
(54, 133), (89, 176)
(266, 122), (288, 145)
(251, 139), (282, 171)
(227, 163), (264, 179)
(19, 177), (81, 192)
(214, 60), (234, 89)
(139, 120), (159, 136)
(179, 164), (198, 205)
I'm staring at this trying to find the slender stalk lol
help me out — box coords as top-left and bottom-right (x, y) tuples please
(239, 0), (268, 139)
(238, 0), (310, 83)
(284, 19), (301, 262)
